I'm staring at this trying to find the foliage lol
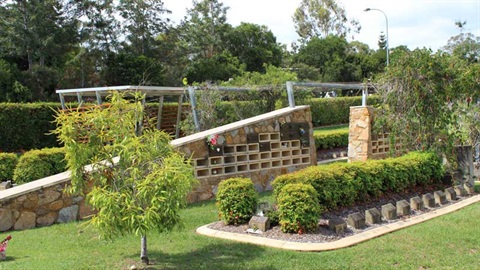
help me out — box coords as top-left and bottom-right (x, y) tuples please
(12, 147), (66, 184)
(272, 151), (444, 211)
(313, 129), (348, 149)
(306, 95), (380, 126)
(277, 183), (322, 233)
(103, 52), (164, 86)
(225, 22), (283, 72)
(292, 0), (360, 41)
(216, 177), (258, 225)
(0, 153), (18, 181)
(118, 0), (170, 56)
(185, 51), (245, 83)
(222, 65), (299, 119)
(52, 92), (197, 263)
(0, 102), (61, 152)
(375, 48), (480, 161)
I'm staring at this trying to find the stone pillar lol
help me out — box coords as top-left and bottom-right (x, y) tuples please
(348, 106), (374, 162)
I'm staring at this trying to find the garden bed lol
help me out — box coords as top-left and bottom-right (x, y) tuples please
(207, 183), (476, 244)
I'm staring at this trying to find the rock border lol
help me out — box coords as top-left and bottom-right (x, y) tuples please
(196, 194), (480, 251)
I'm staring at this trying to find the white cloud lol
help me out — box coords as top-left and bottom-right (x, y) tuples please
(163, 0), (480, 51)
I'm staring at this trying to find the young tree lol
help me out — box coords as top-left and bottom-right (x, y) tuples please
(53, 92), (197, 265)
(292, 0), (360, 42)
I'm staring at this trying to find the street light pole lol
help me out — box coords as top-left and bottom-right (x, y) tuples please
(365, 8), (389, 66)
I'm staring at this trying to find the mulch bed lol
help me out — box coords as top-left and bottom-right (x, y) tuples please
(208, 183), (473, 243)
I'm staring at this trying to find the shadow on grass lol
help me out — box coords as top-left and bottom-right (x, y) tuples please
(131, 242), (274, 270)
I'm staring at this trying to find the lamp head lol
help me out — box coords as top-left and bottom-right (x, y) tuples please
(364, 8), (371, 12)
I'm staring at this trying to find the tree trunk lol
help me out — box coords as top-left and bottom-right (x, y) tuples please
(140, 235), (149, 265)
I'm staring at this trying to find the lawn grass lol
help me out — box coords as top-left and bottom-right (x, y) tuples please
(1, 191), (480, 270)
(313, 124), (349, 135)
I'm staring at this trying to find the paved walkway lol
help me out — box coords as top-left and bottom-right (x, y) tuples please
(196, 194), (480, 251)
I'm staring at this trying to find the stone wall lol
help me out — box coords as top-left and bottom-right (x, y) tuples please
(348, 106), (404, 162)
(0, 172), (94, 232)
(171, 105), (317, 202)
(0, 106), (316, 232)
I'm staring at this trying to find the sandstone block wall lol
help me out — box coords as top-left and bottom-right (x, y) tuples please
(0, 172), (94, 232)
(172, 106), (317, 202)
(0, 106), (316, 232)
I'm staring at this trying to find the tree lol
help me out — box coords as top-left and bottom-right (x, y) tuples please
(185, 51), (245, 83)
(292, 0), (360, 42)
(118, 0), (171, 56)
(378, 32), (387, 50)
(103, 52), (165, 86)
(225, 22), (282, 73)
(181, 0), (230, 59)
(0, 0), (79, 99)
(53, 92), (197, 265)
(375, 48), (480, 161)
(294, 35), (353, 81)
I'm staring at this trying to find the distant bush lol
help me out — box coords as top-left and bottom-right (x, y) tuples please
(314, 130), (349, 149)
(0, 153), (18, 181)
(277, 183), (322, 234)
(306, 96), (380, 126)
(13, 147), (66, 184)
(272, 151), (444, 211)
(216, 177), (258, 225)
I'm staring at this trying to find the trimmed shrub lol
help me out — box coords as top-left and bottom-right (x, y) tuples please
(306, 96), (381, 127)
(0, 153), (18, 181)
(216, 177), (258, 225)
(272, 151), (444, 211)
(277, 183), (322, 234)
(13, 147), (67, 184)
(0, 102), (61, 152)
(314, 130), (349, 149)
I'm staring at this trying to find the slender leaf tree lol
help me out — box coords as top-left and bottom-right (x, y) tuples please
(53, 92), (197, 265)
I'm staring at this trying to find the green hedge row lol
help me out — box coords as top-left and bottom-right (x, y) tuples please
(272, 152), (444, 211)
(0, 102), (61, 152)
(0, 96), (378, 152)
(0, 153), (18, 181)
(314, 130), (349, 149)
(12, 147), (67, 184)
(306, 96), (380, 127)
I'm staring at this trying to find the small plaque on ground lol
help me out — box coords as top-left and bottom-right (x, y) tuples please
(249, 216), (270, 232)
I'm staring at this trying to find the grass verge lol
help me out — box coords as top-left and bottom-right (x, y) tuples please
(1, 192), (479, 270)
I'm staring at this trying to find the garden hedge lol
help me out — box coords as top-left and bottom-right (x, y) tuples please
(13, 147), (67, 184)
(0, 153), (18, 181)
(216, 177), (258, 225)
(313, 130), (349, 149)
(0, 96), (379, 152)
(272, 151), (444, 210)
(277, 183), (322, 234)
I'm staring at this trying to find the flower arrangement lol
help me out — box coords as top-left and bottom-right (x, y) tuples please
(0, 235), (12, 260)
(206, 134), (224, 153)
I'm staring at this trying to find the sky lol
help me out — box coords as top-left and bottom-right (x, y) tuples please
(162, 0), (480, 51)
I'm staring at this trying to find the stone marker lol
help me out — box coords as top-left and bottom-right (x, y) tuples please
(347, 212), (366, 229)
(365, 208), (381, 224)
(454, 185), (467, 196)
(381, 203), (397, 220)
(396, 200), (411, 216)
(444, 187), (457, 201)
(410, 196), (424, 211)
(422, 193), (435, 208)
(329, 218), (347, 234)
(249, 216), (270, 232)
(464, 183), (475, 194)
(434, 190), (447, 205)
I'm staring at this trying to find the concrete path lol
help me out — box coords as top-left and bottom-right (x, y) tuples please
(196, 194), (480, 251)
